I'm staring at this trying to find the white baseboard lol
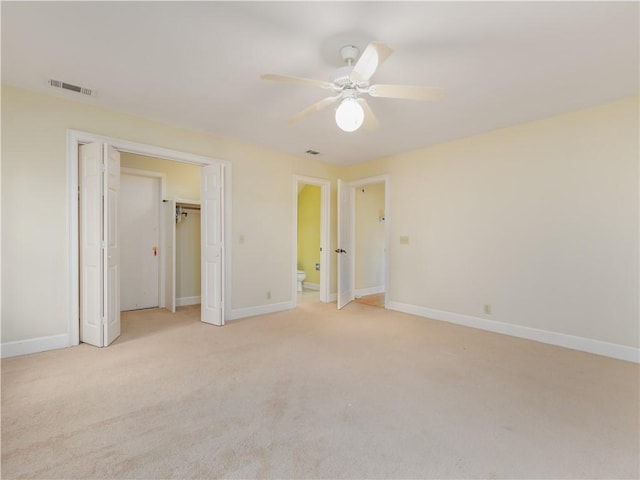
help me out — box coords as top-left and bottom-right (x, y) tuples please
(230, 301), (293, 321)
(355, 286), (385, 297)
(176, 296), (201, 307)
(1, 334), (69, 358)
(387, 301), (640, 364)
(302, 282), (320, 291)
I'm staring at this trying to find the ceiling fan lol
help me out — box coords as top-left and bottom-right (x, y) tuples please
(261, 42), (444, 132)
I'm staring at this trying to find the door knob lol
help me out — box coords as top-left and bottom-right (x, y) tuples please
(334, 249), (346, 254)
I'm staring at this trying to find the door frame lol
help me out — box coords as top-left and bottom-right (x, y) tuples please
(120, 167), (167, 310)
(292, 175), (331, 305)
(346, 175), (390, 309)
(67, 129), (232, 346)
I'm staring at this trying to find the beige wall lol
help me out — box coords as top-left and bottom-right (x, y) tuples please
(354, 182), (385, 291)
(2, 84), (637, 352)
(121, 152), (200, 199)
(1, 85), (339, 342)
(345, 97), (639, 348)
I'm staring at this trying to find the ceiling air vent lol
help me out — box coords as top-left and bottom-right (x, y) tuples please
(305, 149), (320, 155)
(48, 79), (96, 97)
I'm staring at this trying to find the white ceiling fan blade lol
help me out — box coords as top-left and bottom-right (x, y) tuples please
(261, 74), (334, 90)
(368, 84), (444, 101)
(357, 98), (379, 130)
(350, 42), (394, 84)
(289, 95), (341, 124)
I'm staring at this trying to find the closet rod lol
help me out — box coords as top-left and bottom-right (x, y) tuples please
(162, 199), (201, 210)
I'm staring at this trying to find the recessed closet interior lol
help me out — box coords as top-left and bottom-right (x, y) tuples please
(120, 152), (202, 311)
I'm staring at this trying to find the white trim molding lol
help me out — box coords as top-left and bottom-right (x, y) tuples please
(1, 334), (70, 358)
(355, 286), (385, 297)
(230, 301), (294, 321)
(302, 282), (320, 291)
(176, 296), (201, 307)
(387, 301), (640, 364)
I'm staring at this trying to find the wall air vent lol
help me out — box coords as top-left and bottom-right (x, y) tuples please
(305, 150), (320, 155)
(48, 79), (96, 97)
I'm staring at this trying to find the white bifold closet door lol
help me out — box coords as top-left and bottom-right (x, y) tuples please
(201, 164), (224, 325)
(79, 143), (121, 347)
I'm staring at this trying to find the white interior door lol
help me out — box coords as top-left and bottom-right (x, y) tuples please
(201, 164), (223, 325)
(120, 174), (160, 310)
(337, 179), (354, 309)
(103, 145), (121, 346)
(163, 199), (176, 313)
(79, 143), (103, 346)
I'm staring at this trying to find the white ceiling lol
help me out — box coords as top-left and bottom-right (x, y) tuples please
(2, 2), (638, 165)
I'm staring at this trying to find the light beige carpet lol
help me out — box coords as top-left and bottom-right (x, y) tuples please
(2, 302), (638, 479)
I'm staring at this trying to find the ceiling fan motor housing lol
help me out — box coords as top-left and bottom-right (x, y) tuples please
(332, 45), (363, 88)
(331, 66), (354, 87)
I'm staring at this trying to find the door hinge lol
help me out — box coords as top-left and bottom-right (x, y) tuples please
(101, 164), (106, 172)
(101, 240), (106, 249)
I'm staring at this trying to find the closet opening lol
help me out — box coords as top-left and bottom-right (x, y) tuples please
(163, 199), (202, 312)
(69, 129), (231, 348)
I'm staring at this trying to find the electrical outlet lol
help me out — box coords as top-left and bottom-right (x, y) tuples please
(266, 291), (271, 300)
(484, 304), (491, 315)
(239, 234), (245, 244)
(400, 235), (409, 245)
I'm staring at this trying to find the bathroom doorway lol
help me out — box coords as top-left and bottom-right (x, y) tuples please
(292, 176), (330, 306)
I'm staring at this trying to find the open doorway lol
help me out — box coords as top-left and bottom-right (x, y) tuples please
(69, 130), (232, 348)
(353, 182), (386, 308)
(292, 176), (331, 306)
(336, 175), (390, 310)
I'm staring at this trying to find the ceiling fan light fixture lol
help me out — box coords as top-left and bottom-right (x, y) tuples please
(335, 98), (364, 132)
(261, 41), (442, 131)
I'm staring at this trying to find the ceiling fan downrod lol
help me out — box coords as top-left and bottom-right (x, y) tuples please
(340, 45), (359, 66)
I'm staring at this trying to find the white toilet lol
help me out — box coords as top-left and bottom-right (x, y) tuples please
(296, 270), (306, 292)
